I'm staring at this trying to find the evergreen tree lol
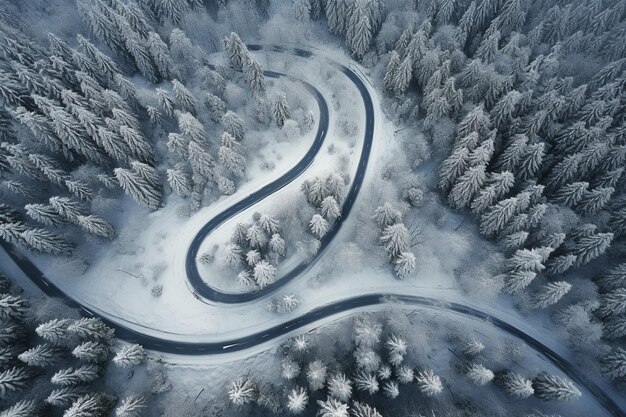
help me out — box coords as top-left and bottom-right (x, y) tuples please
(36, 319), (72, 345)
(328, 373), (352, 402)
(115, 394), (147, 417)
(597, 264), (626, 291)
(0, 367), (32, 398)
(253, 261), (276, 288)
(243, 56), (266, 94)
(64, 393), (115, 417)
(221, 112), (245, 141)
(466, 363), (494, 385)
(51, 364), (101, 386)
(383, 380), (399, 398)
(72, 341), (110, 363)
(224, 32), (248, 71)
(393, 251), (416, 278)
(272, 94), (290, 127)
(448, 165), (486, 209)
(0, 399), (39, 417)
(147, 31), (176, 80)
(531, 281), (571, 308)
(415, 369), (443, 397)
(77, 215), (115, 239)
(307, 360), (327, 391)
(439, 146), (470, 192)
(171, 79), (197, 114)
(18, 344), (61, 367)
(113, 344), (146, 367)
(228, 376), (257, 406)
(21, 228), (74, 255)
(114, 167), (162, 210)
(532, 374), (581, 401)
(166, 168), (191, 197)
(577, 187), (614, 215)
(573, 232), (613, 266)
(310, 214), (329, 238)
(177, 112), (205, 143)
(500, 372), (534, 398)
(379, 223), (410, 258)
(46, 386), (88, 407)
(156, 88), (175, 117)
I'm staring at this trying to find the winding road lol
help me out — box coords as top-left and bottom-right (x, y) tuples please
(1, 45), (624, 417)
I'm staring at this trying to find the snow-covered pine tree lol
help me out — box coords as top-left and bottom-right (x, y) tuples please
(46, 386), (88, 408)
(286, 386), (308, 414)
(573, 232), (613, 266)
(0, 399), (39, 417)
(354, 371), (379, 394)
(317, 397), (349, 417)
(177, 112), (205, 143)
(72, 341), (111, 363)
(310, 214), (329, 238)
(379, 223), (410, 258)
(228, 376), (257, 406)
(166, 168), (191, 197)
(383, 380), (399, 398)
(0, 367), (32, 398)
(63, 393), (115, 417)
(18, 344), (61, 367)
(21, 228), (74, 255)
(272, 93), (290, 127)
(415, 369), (443, 396)
(466, 363), (494, 385)
(114, 167), (162, 210)
(36, 319), (72, 345)
(243, 55), (266, 94)
(113, 344), (146, 367)
(448, 165), (487, 209)
(224, 32), (248, 71)
(500, 372), (534, 398)
(307, 360), (327, 391)
(156, 88), (175, 117)
(327, 373), (352, 402)
(51, 364), (101, 386)
(115, 394), (147, 417)
(77, 215), (116, 239)
(532, 374), (581, 401)
(253, 261), (276, 288)
(147, 31), (176, 80)
(530, 281), (571, 309)
(172, 79), (197, 115)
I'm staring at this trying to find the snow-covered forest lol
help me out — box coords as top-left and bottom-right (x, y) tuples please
(1, 0), (626, 416)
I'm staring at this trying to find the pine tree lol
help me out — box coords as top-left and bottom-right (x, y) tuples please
(63, 393), (115, 417)
(328, 373), (352, 402)
(36, 319), (72, 345)
(500, 372), (534, 398)
(21, 228), (74, 255)
(218, 145), (245, 177)
(415, 369), (443, 396)
(172, 79), (197, 114)
(554, 182), (589, 207)
(228, 376), (257, 406)
(479, 197), (519, 236)
(517, 143), (544, 181)
(114, 167), (162, 210)
(156, 88), (175, 117)
(243, 56), (266, 94)
(380, 223), (410, 258)
(0, 399), (39, 417)
(113, 344), (146, 367)
(467, 363), (494, 385)
(501, 231), (529, 250)
(577, 187), (614, 215)
(495, 134), (528, 172)
(307, 360), (327, 391)
(372, 203), (402, 228)
(310, 214), (329, 238)
(599, 289), (626, 317)
(115, 394), (147, 417)
(187, 141), (215, 183)
(286, 386), (308, 414)
(272, 94), (290, 127)
(346, 0), (374, 59)
(463, 338), (485, 356)
(221, 112), (245, 141)
(382, 380), (399, 398)
(67, 318), (114, 341)
(147, 31), (175, 80)
(448, 165), (487, 209)
(0, 367), (32, 398)
(354, 371), (379, 394)
(597, 264), (626, 291)
(532, 374), (581, 401)
(72, 341), (110, 363)
(508, 248), (545, 272)
(393, 251), (416, 278)
(439, 146), (470, 192)
(49, 196), (83, 222)
(0, 294), (28, 321)
(224, 32), (248, 71)
(176, 112), (204, 144)
(166, 168), (191, 197)
(253, 261), (276, 288)
(573, 232), (613, 266)
(504, 270), (537, 294)
(18, 343), (61, 367)
(51, 364), (101, 386)
(77, 215), (115, 239)
(317, 397), (349, 417)
(352, 402), (381, 417)
(46, 386), (87, 407)
(531, 281), (571, 308)
(383, 51), (400, 92)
